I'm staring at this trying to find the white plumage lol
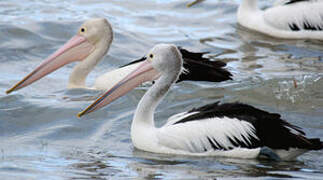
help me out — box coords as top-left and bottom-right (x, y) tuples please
(79, 44), (323, 160)
(93, 63), (140, 90)
(157, 117), (258, 153)
(238, 0), (323, 40)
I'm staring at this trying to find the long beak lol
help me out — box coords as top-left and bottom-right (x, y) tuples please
(6, 35), (94, 94)
(78, 60), (160, 117)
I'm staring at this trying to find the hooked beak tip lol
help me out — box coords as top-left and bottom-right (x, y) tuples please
(6, 88), (14, 94)
(77, 102), (96, 118)
(6, 82), (23, 94)
(77, 111), (85, 118)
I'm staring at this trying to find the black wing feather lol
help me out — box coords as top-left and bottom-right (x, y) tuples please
(284, 0), (310, 5)
(178, 47), (232, 83)
(119, 56), (146, 68)
(175, 101), (323, 151)
(119, 47), (232, 83)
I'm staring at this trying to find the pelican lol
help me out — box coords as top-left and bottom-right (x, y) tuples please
(6, 18), (232, 94)
(78, 44), (322, 160)
(237, 0), (323, 40)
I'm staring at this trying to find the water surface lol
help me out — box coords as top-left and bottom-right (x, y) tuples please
(0, 0), (322, 179)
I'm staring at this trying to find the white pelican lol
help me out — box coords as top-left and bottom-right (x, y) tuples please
(237, 0), (323, 40)
(78, 44), (322, 160)
(6, 18), (232, 94)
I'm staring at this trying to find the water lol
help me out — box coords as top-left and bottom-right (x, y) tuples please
(0, 0), (322, 179)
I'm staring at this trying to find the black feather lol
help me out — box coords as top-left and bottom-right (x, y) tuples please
(207, 137), (220, 150)
(289, 23), (300, 31)
(304, 20), (316, 30)
(284, 0), (310, 5)
(289, 21), (323, 31)
(178, 47), (232, 83)
(174, 101), (323, 151)
(119, 56), (146, 68)
(119, 47), (232, 83)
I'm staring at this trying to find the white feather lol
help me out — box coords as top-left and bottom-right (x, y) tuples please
(264, 2), (323, 31)
(238, 0), (323, 40)
(93, 63), (140, 90)
(157, 116), (258, 153)
(165, 111), (199, 126)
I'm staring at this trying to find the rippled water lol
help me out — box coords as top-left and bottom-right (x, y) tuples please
(0, 0), (323, 179)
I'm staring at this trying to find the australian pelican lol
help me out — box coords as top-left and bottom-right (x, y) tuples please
(238, 0), (323, 40)
(6, 18), (232, 94)
(78, 44), (322, 160)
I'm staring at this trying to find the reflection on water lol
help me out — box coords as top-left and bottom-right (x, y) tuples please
(65, 148), (317, 179)
(0, 0), (322, 179)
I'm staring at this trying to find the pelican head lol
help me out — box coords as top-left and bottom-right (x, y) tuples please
(80, 18), (113, 47)
(147, 44), (183, 76)
(6, 18), (113, 94)
(78, 44), (182, 117)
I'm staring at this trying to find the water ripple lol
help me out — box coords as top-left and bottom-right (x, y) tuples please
(0, 0), (322, 179)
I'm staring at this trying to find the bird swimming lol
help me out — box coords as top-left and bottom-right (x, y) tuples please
(78, 44), (322, 160)
(237, 0), (323, 40)
(6, 18), (232, 94)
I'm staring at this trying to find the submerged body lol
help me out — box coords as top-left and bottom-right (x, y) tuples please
(237, 0), (323, 40)
(93, 63), (139, 90)
(79, 44), (323, 160)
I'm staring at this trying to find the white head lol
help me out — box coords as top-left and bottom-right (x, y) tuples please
(6, 18), (113, 93)
(146, 44), (183, 78)
(78, 18), (113, 53)
(78, 44), (183, 117)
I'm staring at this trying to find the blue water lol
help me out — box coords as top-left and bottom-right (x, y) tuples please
(0, 0), (323, 179)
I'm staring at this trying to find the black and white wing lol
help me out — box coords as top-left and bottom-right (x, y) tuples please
(264, 1), (323, 31)
(157, 102), (322, 154)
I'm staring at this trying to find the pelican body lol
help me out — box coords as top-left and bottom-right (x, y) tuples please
(238, 0), (323, 40)
(6, 18), (232, 94)
(79, 44), (322, 160)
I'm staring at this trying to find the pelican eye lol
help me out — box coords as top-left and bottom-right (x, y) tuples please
(149, 54), (154, 59)
(80, 27), (87, 33)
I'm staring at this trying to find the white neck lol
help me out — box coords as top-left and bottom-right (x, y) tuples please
(68, 39), (111, 89)
(238, 0), (259, 14)
(131, 67), (179, 141)
(237, 0), (261, 29)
